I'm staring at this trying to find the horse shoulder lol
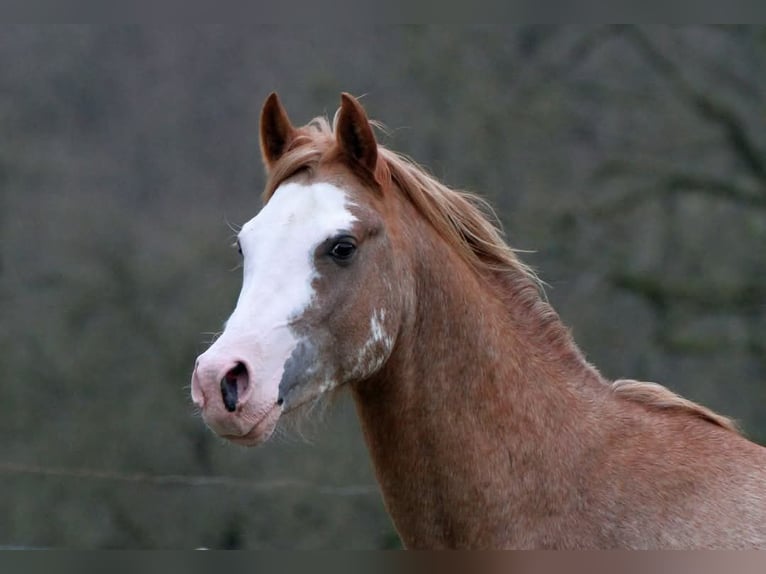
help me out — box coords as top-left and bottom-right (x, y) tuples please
(587, 395), (766, 548)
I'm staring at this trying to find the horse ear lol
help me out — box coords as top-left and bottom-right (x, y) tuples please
(260, 92), (296, 170)
(336, 93), (377, 173)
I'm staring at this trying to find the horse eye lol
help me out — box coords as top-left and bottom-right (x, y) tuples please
(329, 240), (356, 262)
(235, 240), (242, 256)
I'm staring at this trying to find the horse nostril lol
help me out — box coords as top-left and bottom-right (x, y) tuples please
(220, 362), (248, 413)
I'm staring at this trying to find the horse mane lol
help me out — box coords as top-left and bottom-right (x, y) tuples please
(262, 111), (739, 435)
(611, 379), (739, 432)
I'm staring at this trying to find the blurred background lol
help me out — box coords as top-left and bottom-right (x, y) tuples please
(0, 25), (764, 548)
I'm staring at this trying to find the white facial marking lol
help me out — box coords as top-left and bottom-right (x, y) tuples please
(370, 309), (388, 344)
(351, 308), (394, 380)
(202, 182), (357, 399)
(234, 182), (355, 327)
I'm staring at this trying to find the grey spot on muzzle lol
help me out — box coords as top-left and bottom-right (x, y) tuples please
(278, 339), (319, 409)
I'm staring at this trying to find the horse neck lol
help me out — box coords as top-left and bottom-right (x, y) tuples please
(350, 219), (608, 548)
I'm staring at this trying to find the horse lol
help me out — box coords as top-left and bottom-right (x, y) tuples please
(190, 92), (766, 549)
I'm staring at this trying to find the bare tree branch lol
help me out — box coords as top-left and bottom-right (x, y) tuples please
(663, 173), (766, 206)
(566, 25), (626, 68)
(622, 26), (766, 188)
(590, 161), (766, 215)
(612, 271), (766, 313)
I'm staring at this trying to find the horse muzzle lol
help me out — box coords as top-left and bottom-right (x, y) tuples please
(191, 354), (282, 446)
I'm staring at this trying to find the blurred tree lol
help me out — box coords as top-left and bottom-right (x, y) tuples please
(579, 27), (766, 433)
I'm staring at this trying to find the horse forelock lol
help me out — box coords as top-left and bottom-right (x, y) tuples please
(261, 118), (335, 201)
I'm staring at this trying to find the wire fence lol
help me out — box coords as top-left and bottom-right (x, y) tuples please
(0, 461), (379, 496)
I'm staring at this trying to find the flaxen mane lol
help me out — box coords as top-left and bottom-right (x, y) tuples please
(612, 379), (738, 431)
(262, 111), (738, 435)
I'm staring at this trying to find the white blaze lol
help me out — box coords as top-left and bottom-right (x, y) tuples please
(199, 181), (356, 399)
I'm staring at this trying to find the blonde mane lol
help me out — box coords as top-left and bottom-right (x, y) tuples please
(611, 379), (739, 432)
(262, 111), (738, 435)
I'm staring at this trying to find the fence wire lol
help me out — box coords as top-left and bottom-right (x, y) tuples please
(0, 461), (378, 496)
